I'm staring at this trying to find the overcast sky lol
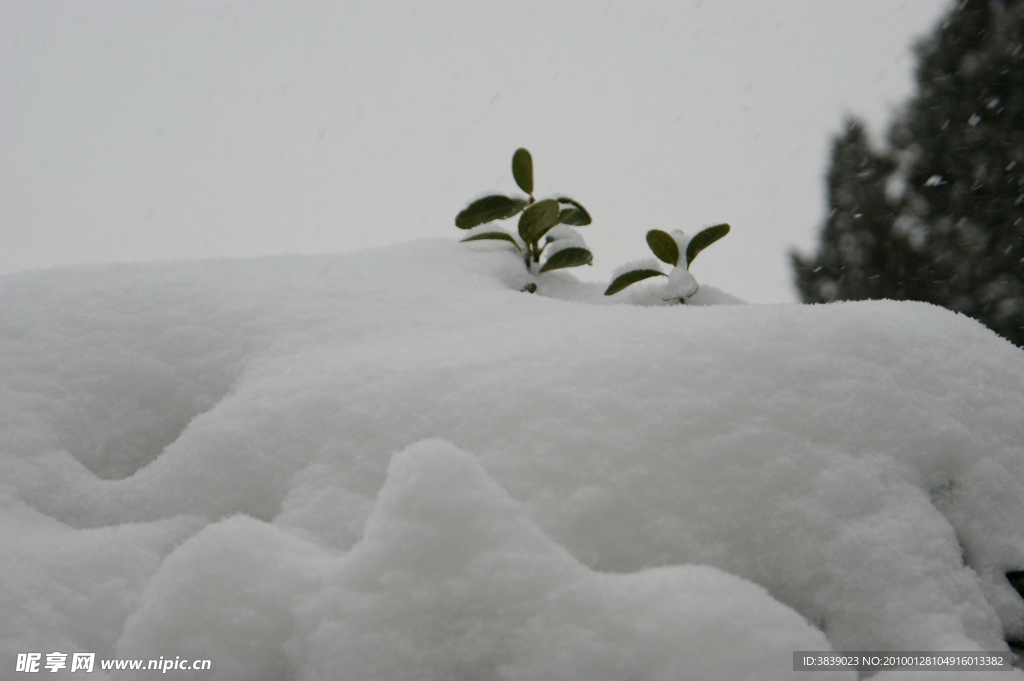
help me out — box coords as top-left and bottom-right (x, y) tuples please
(1, 0), (951, 303)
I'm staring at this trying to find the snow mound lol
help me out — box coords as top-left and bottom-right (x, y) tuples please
(2, 239), (1024, 677)
(117, 440), (850, 681)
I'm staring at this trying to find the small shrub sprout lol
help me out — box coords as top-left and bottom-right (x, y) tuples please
(605, 224), (730, 303)
(456, 148), (594, 276)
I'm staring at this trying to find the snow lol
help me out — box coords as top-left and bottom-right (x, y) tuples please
(664, 265), (700, 301)
(610, 257), (665, 281)
(2, 238), (1024, 679)
(543, 224), (588, 257)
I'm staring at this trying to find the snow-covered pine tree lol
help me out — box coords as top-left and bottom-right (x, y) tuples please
(794, 0), (1024, 346)
(791, 118), (921, 303)
(892, 0), (1024, 344)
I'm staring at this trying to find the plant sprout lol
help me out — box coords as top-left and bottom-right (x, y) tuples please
(455, 148), (594, 275)
(605, 224), (730, 303)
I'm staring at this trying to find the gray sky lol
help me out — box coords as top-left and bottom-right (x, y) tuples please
(1, 0), (950, 303)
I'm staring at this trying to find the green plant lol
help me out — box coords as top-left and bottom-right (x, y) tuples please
(455, 148), (594, 275)
(604, 224), (730, 302)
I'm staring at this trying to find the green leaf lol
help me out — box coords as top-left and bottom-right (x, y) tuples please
(455, 195), (528, 229)
(685, 223), (730, 268)
(603, 269), (667, 296)
(556, 197), (592, 225)
(512, 148), (533, 195)
(556, 207), (578, 225)
(460, 231), (522, 252)
(646, 229), (679, 266)
(518, 198), (561, 243)
(539, 247), (593, 273)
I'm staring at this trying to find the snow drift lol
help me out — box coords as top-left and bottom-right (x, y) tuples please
(2, 239), (1023, 679)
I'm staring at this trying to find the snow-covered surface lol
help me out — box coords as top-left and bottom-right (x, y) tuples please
(610, 256), (666, 281)
(2, 239), (1024, 679)
(542, 224), (588, 258)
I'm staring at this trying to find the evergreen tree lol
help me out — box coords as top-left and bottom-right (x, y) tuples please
(793, 0), (1024, 346)
(894, 0), (1024, 342)
(792, 118), (917, 302)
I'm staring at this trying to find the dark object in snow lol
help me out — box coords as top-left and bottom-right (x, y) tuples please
(1007, 571), (1024, 666)
(455, 148), (593, 280)
(604, 225), (730, 302)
